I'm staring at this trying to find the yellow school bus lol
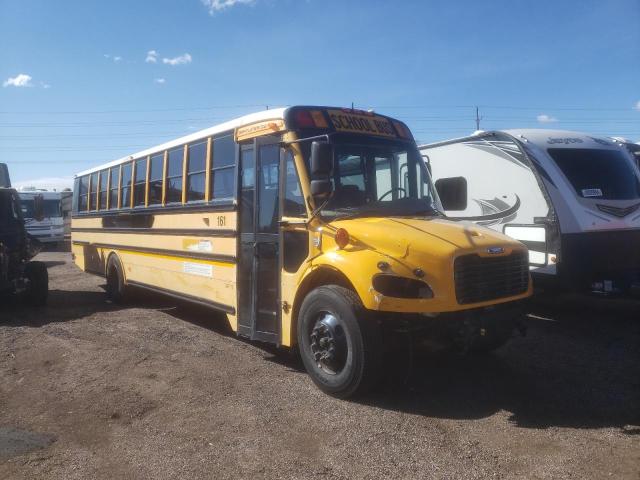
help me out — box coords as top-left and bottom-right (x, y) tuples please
(72, 106), (532, 397)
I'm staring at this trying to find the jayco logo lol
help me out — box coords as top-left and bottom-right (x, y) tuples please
(547, 137), (583, 145)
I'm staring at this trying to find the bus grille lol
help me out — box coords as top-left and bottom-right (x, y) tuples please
(454, 251), (529, 304)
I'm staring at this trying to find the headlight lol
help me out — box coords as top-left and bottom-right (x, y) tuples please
(372, 274), (434, 299)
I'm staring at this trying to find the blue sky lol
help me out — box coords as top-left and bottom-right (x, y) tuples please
(1, 0), (639, 187)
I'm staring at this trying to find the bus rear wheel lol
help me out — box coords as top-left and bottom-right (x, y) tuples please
(106, 256), (127, 304)
(297, 285), (381, 398)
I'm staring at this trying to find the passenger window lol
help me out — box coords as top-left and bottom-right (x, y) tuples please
(99, 170), (108, 210)
(109, 167), (119, 209)
(187, 141), (207, 202)
(89, 172), (99, 210)
(212, 134), (236, 200)
(167, 147), (184, 203)
(78, 175), (89, 211)
(148, 153), (164, 205)
(283, 151), (306, 217)
(133, 158), (147, 207)
(120, 162), (132, 208)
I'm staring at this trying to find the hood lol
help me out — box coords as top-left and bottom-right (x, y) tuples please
(333, 216), (524, 260)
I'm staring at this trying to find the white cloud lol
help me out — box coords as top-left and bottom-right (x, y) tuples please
(537, 114), (558, 124)
(634, 100), (640, 111)
(201, 0), (254, 14)
(40, 82), (51, 89)
(146, 50), (158, 63)
(162, 53), (192, 66)
(154, 78), (166, 84)
(104, 54), (123, 63)
(3, 73), (33, 88)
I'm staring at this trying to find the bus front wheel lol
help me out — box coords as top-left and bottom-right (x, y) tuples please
(297, 285), (381, 398)
(106, 256), (127, 304)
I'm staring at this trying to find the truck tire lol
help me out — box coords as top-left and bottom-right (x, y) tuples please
(297, 285), (382, 398)
(24, 261), (48, 307)
(106, 255), (127, 304)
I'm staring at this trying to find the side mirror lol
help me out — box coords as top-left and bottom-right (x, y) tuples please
(310, 179), (333, 198)
(310, 142), (333, 176)
(310, 141), (334, 199)
(435, 176), (467, 211)
(33, 194), (45, 221)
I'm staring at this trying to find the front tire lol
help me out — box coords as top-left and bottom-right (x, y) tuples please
(297, 285), (381, 398)
(24, 261), (48, 307)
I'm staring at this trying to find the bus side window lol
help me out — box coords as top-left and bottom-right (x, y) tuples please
(148, 153), (164, 205)
(99, 169), (108, 210)
(187, 141), (206, 202)
(78, 175), (89, 212)
(109, 166), (119, 209)
(283, 151), (306, 217)
(120, 162), (132, 209)
(211, 134), (236, 201)
(167, 147), (184, 204)
(89, 172), (99, 211)
(133, 158), (147, 207)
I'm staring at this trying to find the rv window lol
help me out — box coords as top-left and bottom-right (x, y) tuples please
(548, 148), (640, 200)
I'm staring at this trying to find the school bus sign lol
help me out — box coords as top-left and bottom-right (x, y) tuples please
(326, 109), (397, 138)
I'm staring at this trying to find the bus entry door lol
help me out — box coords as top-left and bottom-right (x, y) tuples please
(238, 136), (281, 344)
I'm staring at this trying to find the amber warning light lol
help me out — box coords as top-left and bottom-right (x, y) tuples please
(335, 228), (350, 249)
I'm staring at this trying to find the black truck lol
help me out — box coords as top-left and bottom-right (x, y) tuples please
(0, 163), (48, 306)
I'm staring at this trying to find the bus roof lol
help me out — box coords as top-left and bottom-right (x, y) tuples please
(75, 105), (412, 178)
(76, 107), (288, 177)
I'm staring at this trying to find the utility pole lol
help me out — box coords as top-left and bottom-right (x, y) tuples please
(475, 106), (482, 131)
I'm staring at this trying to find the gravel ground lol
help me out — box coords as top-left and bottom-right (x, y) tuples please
(0, 252), (638, 479)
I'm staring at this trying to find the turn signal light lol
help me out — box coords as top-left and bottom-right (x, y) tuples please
(335, 228), (350, 249)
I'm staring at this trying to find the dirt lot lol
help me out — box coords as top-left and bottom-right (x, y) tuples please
(0, 252), (638, 479)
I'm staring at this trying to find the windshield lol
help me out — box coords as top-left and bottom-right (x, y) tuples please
(21, 198), (62, 219)
(548, 148), (640, 200)
(307, 137), (442, 219)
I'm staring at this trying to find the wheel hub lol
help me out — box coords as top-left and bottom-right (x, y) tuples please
(310, 313), (347, 375)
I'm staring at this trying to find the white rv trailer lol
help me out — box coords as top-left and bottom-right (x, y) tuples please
(420, 130), (640, 295)
(611, 137), (640, 169)
(19, 190), (65, 244)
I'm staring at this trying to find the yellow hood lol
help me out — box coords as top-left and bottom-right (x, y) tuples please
(333, 216), (523, 260)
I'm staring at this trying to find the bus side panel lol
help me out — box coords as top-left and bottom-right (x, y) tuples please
(71, 211), (239, 330)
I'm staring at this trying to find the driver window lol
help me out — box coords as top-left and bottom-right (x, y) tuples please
(334, 153), (366, 207)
